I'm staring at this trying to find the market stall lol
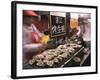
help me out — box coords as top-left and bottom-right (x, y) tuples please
(23, 11), (91, 69)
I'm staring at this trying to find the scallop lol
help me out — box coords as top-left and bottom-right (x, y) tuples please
(62, 44), (67, 49)
(45, 61), (54, 67)
(77, 41), (81, 44)
(57, 45), (63, 49)
(61, 53), (69, 58)
(35, 54), (44, 60)
(57, 55), (63, 61)
(36, 61), (44, 67)
(45, 55), (54, 60)
(53, 58), (59, 63)
(28, 59), (35, 65)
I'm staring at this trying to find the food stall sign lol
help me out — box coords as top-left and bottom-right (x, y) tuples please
(50, 12), (66, 38)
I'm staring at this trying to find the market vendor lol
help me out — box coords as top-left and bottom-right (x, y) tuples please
(22, 10), (49, 63)
(77, 14), (91, 49)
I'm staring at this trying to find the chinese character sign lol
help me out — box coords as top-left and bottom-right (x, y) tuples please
(50, 14), (66, 37)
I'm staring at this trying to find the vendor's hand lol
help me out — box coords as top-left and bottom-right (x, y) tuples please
(23, 43), (45, 63)
(40, 35), (49, 45)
